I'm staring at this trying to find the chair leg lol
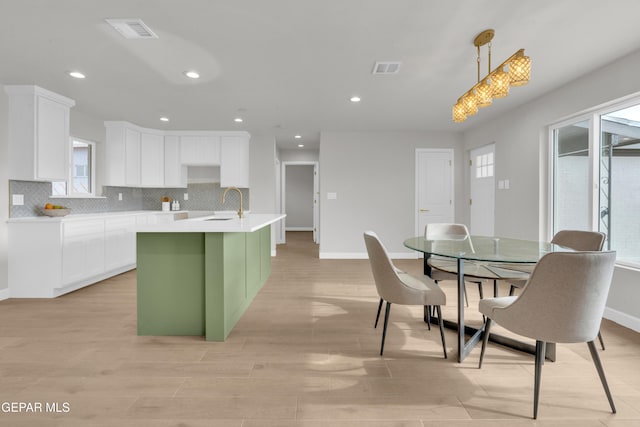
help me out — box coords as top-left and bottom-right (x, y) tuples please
(509, 285), (516, 296)
(374, 298), (383, 328)
(424, 305), (431, 330)
(478, 318), (492, 368)
(598, 330), (605, 351)
(533, 340), (546, 419)
(436, 305), (447, 359)
(477, 282), (484, 299)
(587, 340), (616, 414)
(380, 302), (391, 356)
(493, 279), (498, 297)
(463, 283), (469, 307)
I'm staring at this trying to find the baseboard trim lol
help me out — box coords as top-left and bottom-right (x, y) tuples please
(319, 252), (419, 260)
(604, 306), (640, 333)
(0, 288), (9, 301)
(285, 227), (314, 231)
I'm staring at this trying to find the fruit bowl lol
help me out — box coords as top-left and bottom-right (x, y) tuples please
(41, 208), (71, 217)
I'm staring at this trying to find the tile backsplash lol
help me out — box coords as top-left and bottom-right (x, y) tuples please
(9, 181), (249, 218)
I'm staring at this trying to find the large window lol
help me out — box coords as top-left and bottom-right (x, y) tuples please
(551, 99), (640, 267)
(52, 137), (96, 197)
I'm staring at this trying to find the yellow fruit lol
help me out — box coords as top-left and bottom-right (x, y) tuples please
(44, 203), (53, 209)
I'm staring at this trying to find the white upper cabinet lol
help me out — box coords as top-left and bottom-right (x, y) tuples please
(164, 135), (187, 188)
(140, 132), (164, 187)
(220, 136), (250, 188)
(180, 136), (221, 165)
(4, 85), (75, 181)
(124, 128), (141, 186)
(105, 121), (250, 188)
(105, 122), (166, 187)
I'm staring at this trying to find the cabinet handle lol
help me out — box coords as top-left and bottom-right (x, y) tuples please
(420, 209), (430, 212)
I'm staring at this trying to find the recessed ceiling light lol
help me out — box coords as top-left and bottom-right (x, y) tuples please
(298, 144), (304, 148)
(350, 96), (361, 103)
(184, 71), (200, 79)
(68, 71), (86, 79)
(160, 117), (169, 122)
(294, 135), (302, 139)
(234, 117), (243, 123)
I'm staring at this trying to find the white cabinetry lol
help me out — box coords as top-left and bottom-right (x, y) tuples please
(105, 122), (140, 186)
(8, 212), (180, 298)
(220, 136), (250, 188)
(105, 216), (137, 271)
(62, 219), (105, 286)
(125, 128), (141, 186)
(4, 85), (75, 181)
(105, 122), (166, 187)
(180, 136), (221, 165)
(140, 132), (165, 186)
(164, 135), (187, 188)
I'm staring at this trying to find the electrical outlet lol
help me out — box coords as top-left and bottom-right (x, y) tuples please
(12, 194), (24, 205)
(118, 193), (123, 201)
(184, 193), (189, 201)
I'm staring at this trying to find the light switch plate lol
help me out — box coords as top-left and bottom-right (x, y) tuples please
(12, 194), (24, 205)
(118, 193), (123, 201)
(327, 192), (337, 200)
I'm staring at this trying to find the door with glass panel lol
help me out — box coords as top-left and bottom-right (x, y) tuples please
(469, 144), (495, 236)
(552, 119), (591, 234)
(600, 104), (640, 264)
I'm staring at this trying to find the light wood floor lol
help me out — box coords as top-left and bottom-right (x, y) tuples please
(1, 231), (639, 426)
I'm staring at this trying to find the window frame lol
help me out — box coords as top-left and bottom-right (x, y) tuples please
(52, 136), (97, 198)
(548, 93), (640, 269)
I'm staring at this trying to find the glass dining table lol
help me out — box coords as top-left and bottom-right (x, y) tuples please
(404, 235), (572, 363)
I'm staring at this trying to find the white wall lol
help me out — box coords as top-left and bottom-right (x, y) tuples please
(249, 134), (278, 253)
(319, 131), (463, 258)
(462, 48), (640, 331)
(285, 165), (314, 229)
(279, 149), (319, 162)
(0, 89), (8, 295)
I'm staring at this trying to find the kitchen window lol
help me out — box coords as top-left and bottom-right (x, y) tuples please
(52, 137), (96, 197)
(550, 96), (640, 268)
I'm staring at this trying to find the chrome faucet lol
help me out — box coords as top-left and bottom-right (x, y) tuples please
(222, 186), (244, 218)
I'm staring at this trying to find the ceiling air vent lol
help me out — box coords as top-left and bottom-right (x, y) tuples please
(372, 61), (402, 75)
(105, 18), (158, 39)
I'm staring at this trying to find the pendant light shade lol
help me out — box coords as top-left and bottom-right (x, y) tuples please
(453, 101), (467, 123)
(462, 92), (478, 116)
(509, 53), (531, 86)
(475, 80), (493, 108)
(491, 67), (510, 99)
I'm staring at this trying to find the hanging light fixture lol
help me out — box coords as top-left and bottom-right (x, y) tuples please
(452, 29), (531, 123)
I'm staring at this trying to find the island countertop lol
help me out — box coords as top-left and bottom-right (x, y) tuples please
(136, 213), (285, 233)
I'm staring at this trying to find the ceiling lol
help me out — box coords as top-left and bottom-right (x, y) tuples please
(2, 1), (640, 151)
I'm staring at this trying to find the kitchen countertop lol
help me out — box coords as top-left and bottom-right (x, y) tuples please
(136, 213), (285, 233)
(7, 210), (188, 223)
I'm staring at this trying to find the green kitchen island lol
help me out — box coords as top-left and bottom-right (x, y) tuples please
(136, 213), (285, 341)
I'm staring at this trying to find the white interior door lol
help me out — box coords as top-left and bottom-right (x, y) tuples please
(416, 149), (454, 236)
(469, 144), (495, 236)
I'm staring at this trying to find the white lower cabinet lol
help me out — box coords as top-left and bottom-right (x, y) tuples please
(62, 219), (105, 286)
(104, 216), (137, 271)
(8, 212), (179, 298)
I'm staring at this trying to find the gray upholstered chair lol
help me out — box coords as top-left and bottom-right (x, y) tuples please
(363, 231), (447, 358)
(478, 250), (617, 419)
(507, 229), (607, 349)
(425, 223), (489, 304)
